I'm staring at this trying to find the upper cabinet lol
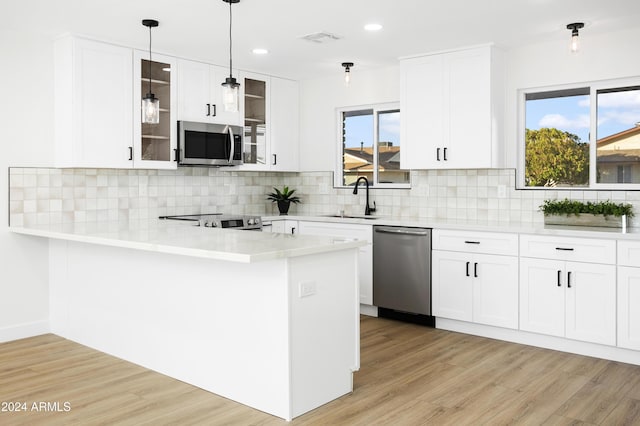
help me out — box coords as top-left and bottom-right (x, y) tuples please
(176, 59), (243, 126)
(270, 77), (299, 172)
(54, 36), (134, 168)
(400, 45), (505, 170)
(54, 36), (298, 171)
(240, 72), (269, 169)
(133, 50), (177, 169)
(237, 72), (299, 171)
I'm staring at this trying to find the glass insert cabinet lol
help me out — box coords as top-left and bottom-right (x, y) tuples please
(242, 76), (268, 166)
(134, 51), (177, 169)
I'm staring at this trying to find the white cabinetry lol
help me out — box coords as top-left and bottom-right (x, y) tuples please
(400, 45), (504, 170)
(54, 36), (133, 168)
(617, 241), (640, 350)
(177, 59), (242, 126)
(519, 235), (616, 346)
(238, 73), (299, 171)
(134, 50), (177, 169)
(270, 77), (299, 171)
(432, 230), (518, 329)
(267, 219), (298, 235)
(298, 221), (373, 305)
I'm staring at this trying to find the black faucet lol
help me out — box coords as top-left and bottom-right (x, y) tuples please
(353, 176), (376, 216)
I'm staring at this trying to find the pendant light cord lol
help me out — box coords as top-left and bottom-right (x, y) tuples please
(228, 0), (233, 78)
(148, 24), (153, 95)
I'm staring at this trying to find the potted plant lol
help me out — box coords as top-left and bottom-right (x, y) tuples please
(540, 199), (634, 228)
(267, 186), (301, 215)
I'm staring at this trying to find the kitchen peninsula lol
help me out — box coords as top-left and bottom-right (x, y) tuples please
(11, 221), (365, 421)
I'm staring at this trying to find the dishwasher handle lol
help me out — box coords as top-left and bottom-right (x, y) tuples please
(374, 227), (430, 237)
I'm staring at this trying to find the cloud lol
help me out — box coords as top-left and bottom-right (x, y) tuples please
(578, 98), (590, 107)
(598, 90), (640, 108)
(539, 113), (590, 130)
(379, 112), (400, 136)
(600, 109), (640, 126)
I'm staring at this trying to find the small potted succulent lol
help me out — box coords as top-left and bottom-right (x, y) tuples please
(267, 186), (301, 215)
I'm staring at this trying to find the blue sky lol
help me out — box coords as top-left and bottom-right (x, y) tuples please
(526, 89), (640, 142)
(344, 111), (400, 149)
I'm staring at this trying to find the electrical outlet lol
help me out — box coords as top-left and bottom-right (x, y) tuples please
(497, 184), (507, 199)
(299, 281), (317, 298)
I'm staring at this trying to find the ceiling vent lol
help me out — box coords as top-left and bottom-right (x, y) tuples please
(299, 31), (343, 44)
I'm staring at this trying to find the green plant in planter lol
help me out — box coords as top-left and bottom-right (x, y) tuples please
(267, 186), (301, 215)
(540, 199), (634, 218)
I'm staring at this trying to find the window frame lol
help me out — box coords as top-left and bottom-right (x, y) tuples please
(518, 76), (640, 190)
(334, 102), (411, 189)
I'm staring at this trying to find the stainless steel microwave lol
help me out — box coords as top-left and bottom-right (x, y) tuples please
(178, 121), (242, 166)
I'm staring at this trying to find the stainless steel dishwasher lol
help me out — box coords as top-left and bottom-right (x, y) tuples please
(373, 225), (434, 326)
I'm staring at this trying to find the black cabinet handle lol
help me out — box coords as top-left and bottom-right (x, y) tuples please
(206, 103), (210, 116)
(474, 262), (478, 278)
(211, 104), (216, 117)
(291, 227), (296, 235)
(272, 154), (277, 166)
(555, 247), (574, 251)
(465, 241), (480, 245)
(437, 147), (441, 161)
(557, 270), (562, 287)
(443, 147), (448, 161)
(128, 146), (133, 161)
(466, 261), (470, 277)
(567, 271), (572, 288)
(174, 148), (178, 162)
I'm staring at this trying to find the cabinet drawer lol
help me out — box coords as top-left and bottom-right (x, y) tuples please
(298, 221), (372, 243)
(520, 234), (615, 264)
(432, 229), (518, 256)
(618, 240), (640, 267)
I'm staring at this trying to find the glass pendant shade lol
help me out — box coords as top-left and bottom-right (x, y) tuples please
(142, 93), (160, 124)
(222, 77), (240, 112)
(570, 33), (580, 53)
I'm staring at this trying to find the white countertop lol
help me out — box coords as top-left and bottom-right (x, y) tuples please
(10, 220), (366, 263)
(264, 215), (640, 240)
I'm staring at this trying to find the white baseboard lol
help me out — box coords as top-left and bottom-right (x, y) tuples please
(0, 320), (50, 343)
(360, 304), (378, 317)
(437, 318), (640, 366)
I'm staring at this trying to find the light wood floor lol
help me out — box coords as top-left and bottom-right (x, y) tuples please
(2, 317), (640, 425)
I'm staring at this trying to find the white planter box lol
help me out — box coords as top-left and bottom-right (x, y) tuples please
(544, 213), (628, 229)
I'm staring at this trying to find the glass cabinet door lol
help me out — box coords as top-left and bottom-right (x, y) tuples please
(134, 51), (177, 169)
(242, 77), (268, 166)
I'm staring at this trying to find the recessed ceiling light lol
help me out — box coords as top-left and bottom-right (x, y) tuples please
(252, 48), (269, 55)
(364, 23), (382, 31)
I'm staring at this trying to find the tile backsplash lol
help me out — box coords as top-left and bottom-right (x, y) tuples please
(8, 167), (640, 227)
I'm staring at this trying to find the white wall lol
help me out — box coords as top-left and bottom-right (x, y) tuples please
(0, 29), (54, 340)
(298, 66), (400, 171)
(504, 26), (640, 167)
(299, 27), (640, 173)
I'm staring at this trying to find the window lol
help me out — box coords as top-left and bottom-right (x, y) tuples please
(336, 103), (410, 188)
(520, 79), (640, 189)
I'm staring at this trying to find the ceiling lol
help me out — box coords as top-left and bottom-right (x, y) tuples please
(5, 0), (640, 80)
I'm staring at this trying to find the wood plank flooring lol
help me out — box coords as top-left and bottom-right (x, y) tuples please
(2, 316), (640, 425)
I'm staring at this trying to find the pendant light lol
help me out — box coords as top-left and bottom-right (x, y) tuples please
(142, 19), (160, 124)
(342, 62), (354, 86)
(566, 22), (584, 53)
(221, 0), (240, 112)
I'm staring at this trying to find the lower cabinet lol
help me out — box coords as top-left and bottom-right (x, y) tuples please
(269, 219), (298, 235)
(432, 250), (518, 329)
(432, 230), (519, 329)
(618, 266), (640, 350)
(297, 221), (373, 306)
(519, 257), (616, 346)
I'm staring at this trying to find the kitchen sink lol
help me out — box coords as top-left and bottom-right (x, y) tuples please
(323, 214), (379, 220)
